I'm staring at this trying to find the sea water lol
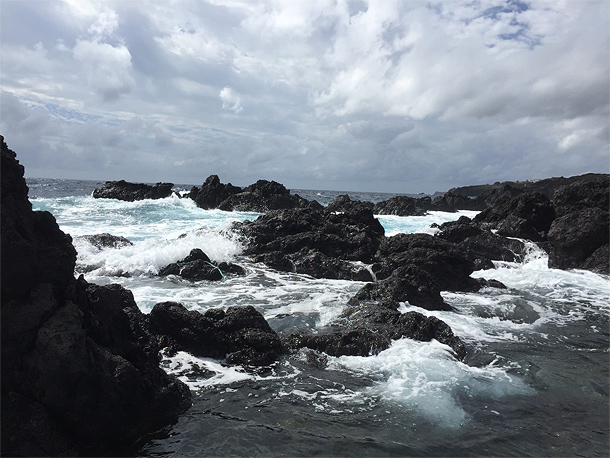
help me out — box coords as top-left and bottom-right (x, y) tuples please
(28, 178), (609, 457)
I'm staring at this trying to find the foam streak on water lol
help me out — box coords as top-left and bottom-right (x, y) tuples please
(29, 180), (609, 457)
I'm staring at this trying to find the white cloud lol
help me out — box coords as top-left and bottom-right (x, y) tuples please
(1, 0), (607, 192)
(73, 39), (136, 101)
(219, 87), (243, 113)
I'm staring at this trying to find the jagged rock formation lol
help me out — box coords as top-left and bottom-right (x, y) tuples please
(188, 174), (320, 212)
(148, 303), (283, 366)
(235, 205), (384, 281)
(1, 136), (191, 456)
(93, 180), (175, 201)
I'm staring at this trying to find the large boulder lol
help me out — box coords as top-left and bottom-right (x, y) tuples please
(373, 195), (429, 216)
(285, 302), (466, 360)
(236, 206), (385, 280)
(546, 175), (609, 274)
(431, 190), (485, 211)
(327, 194), (375, 213)
(188, 174), (242, 209)
(474, 192), (556, 242)
(1, 136), (191, 456)
(552, 174), (609, 217)
(189, 175), (320, 212)
(93, 180), (174, 201)
(436, 216), (527, 269)
(547, 208), (609, 273)
(148, 302), (283, 366)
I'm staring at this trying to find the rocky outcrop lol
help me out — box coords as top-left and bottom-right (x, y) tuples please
(547, 175), (609, 274)
(1, 136), (191, 456)
(326, 194), (375, 213)
(148, 302), (283, 366)
(474, 192), (556, 242)
(158, 248), (246, 281)
(76, 233), (133, 250)
(373, 195), (429, 216)
(93, 180), (174, 201)
(188, 174), (241, 209)
(435, 216), (526, 269)
(456, 174), (609, 274)
(284, 302), (466, 360)
(189, 175), (320, 212)
(449, 173), (607, 200)
(235, 206), (384, 281)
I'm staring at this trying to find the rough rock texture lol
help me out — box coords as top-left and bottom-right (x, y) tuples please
(1, 136), (191, 456)
(373, 195), (429, 216)
(449, 173), (607, 200)
(474, 192), (556, 242)
(547, 207), (609, 273)
(76, 233), (134, 250)
(93, 180), (174, 201)
(285, 302), (466, 360)
(189, 175), (319, 212)
(431, 190), (484, 211)
(327, 194), (375, 213)
(158, 248), (246, 281)
(148, 302), (283, 366)
(435, 216), (526, 269)
(235, 206), (384, 280)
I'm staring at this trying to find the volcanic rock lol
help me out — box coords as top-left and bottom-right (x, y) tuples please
(327, 194), (375, 213)
(93, 180), (174, 201)
(76, 233), (134, 250)
(148, 302), (283, 366)
(158, 248), (246, 280)
(1, 136), (191, 456)
(474, 191), (556, 242)
(236, 206), (384, 280)
(373, 195), (429, 216)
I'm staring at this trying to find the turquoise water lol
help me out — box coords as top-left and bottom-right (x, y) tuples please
(29, 178), (610, 457)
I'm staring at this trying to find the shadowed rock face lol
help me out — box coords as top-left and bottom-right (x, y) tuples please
(93, 180), (174, 201)
(236, 205), (385, 281)
(189, 175), (319, 212)
(148, 303), (283, 366)
(1, 136), (191, 457)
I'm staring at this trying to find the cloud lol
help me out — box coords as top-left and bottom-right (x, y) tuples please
(73, 39), (136, 101)
(219, 87), (243, 113)
(0, 0), (607, 193)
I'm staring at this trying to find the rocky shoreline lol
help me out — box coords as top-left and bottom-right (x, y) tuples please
(2, 134), (608, 456)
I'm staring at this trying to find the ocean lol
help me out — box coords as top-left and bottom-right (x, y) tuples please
(27, 178), (609, 457)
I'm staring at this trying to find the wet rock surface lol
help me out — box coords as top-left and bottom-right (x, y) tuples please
(149, 303), (283, 366)
(76, 233), (134, 250)
(236, 206), (384, 281)
(158, 248), (246, 281)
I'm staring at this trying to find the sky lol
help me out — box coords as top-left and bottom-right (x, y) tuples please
(1, 0), (608, 194)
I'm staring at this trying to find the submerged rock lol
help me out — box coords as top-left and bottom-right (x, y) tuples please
(1, 136), (191, 456)
(285, 302), (466, 361)
(158, 248), (245, 281)
(93, 180), (174, 201)
(77, 233), (134, 250)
